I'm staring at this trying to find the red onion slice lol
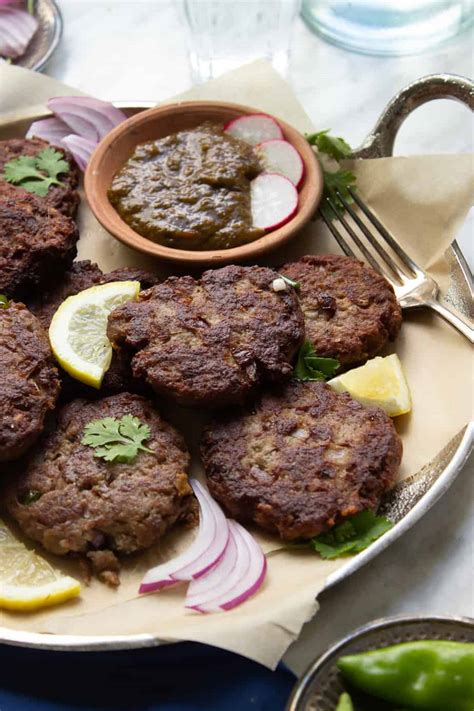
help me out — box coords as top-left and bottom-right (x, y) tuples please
(47, 96), (127, 143)
(0, 7), (38, 58)
(139, 480), (229, 594)
(185, 520), (267, 613)
(26, 117), (71, 145)
(61, 134), (97, 172)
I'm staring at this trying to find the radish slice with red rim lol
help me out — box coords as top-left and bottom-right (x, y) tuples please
(47, 97), (127, 143)
(251, 172), (298, 231)
(26, 117), (71, 146)
(139, 479), (229, 594)
(225, 114), (283, 146)
(256, 139), (304, 188)
(186, 520), (266, 613)
(62, 135), (97, 172)
(0, 6), (38, 58)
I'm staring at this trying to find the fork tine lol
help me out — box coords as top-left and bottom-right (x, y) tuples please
(348, 187), (419, 277)
(318, 204), (356, 258)
(335, 190), (404, 283)
(325, 199), (387, 275)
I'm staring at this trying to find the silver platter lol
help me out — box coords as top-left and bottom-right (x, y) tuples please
(286, 615), (474, 710)
(0, 75), (473, 651)
(5, 0), (62, 73)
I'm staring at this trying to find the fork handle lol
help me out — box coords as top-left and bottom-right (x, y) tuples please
(426, 300), (474, 343)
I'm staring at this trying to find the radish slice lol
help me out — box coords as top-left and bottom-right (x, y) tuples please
(26, 117), (71, 146)
(0, 6), (38, 58)
(251, 173), (298, 231)
(61, 135), (97, 171)
(186, 520), (266, 613)
(139, 480), (229, 594)
(256, 139), (304, 188)
(47, 97), (127, 143)
(225, 114), (283, 146)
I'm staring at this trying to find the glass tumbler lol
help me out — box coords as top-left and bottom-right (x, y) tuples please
(182, 0), (301, 83)
(301, 0), (473, 55)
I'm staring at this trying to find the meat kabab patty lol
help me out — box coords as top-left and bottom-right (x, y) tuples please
(0, 301), (60, 462)
(0, 183), (78, 299)
(107, 265), (305, 408)
(201, 380), (402, 541)
(280, 254), (402, 367)
(0, 138), (80, 218)
(4, 393), (193, 586)
(26, 260), (160, 400)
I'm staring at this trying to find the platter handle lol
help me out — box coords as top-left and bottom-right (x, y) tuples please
(353, 73), (474, 159)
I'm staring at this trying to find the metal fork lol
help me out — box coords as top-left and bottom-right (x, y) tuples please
(319, 187), (473, 343)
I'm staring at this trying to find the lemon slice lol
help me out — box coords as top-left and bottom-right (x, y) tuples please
(328, 354), (412, 417)
(49, 280), (140, 388)
(0, 519), (81, 611)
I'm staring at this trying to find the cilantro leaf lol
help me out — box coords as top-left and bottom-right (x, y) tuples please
(306, 129), (352, 161)
(320, 168), (357, 221)
(2, 147), (69, 197)
(294, 340), (339, 381)
(311, 511), (393, 559)
(81, 414), (154, 464)
(3, 155), (41, 183)
(306, 129), (357, 221)
(35, 146), (70, 180)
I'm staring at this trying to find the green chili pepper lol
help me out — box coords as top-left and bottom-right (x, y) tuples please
(335, 691), (354, 711)
(337, 640), (474, 711)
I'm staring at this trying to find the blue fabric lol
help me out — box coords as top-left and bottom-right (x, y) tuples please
(0, 642), (295, 710)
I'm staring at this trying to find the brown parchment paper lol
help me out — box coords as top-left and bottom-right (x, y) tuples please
(0, 60), (473, 668)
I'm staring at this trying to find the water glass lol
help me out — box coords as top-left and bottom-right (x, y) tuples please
(182, 0), (301, 83)
(301, 0), (473, 55)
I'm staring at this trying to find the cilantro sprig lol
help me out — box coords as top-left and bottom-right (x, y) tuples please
(306, 129), (357, 221)
(3, 147), (69, 197)
(81, 415), (154, 464)
(294, 340), (339, 382)
(306, 129), (352, 161)
(290, 511), (393, 559)
(311, 510), (393, 559)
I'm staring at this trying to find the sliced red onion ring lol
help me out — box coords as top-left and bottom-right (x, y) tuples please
(47, 96), (127, 143)
(0, 6), (38, 58)
(185, 520), (267, 613)
(139, 479), (229, 594)
(26, 117), (71, 145)
(61, 134), (97, 172)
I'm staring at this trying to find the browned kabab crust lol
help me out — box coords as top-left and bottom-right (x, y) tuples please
(0, 138), (80, 218)
(0, 183), (78, 299)
(280, 255), (402, 367)
(0, 302), (60, 462)
(4, 393), (193, 586)
(107, 265), (305, 408)
(201, 381), (402, 541)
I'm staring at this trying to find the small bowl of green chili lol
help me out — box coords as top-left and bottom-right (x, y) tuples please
(286, 615), (474, 711)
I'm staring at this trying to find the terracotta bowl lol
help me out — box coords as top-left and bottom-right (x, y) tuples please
(85, 101), (323, 266)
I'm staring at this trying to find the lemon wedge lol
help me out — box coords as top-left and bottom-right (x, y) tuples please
(0, 519), (81, 611)
(328, 354), (412, 417)
(49, 280), (140, 388)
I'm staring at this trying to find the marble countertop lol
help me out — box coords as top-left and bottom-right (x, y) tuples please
(44, 0), (473, 679)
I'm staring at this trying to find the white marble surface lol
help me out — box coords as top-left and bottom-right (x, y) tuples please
(44, 0), (473, 680)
